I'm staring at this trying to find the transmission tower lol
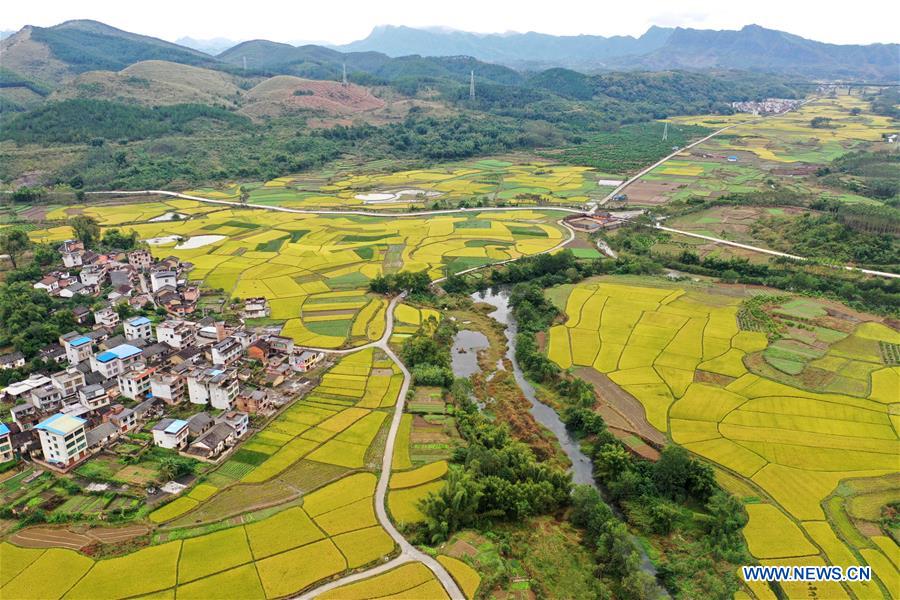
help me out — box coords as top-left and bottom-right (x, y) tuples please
(662, 121), (668, 141)
(342, 63), (348, 87)
(469, 70), (475, 100)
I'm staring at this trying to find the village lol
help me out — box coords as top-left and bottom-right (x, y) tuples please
(0, 240), (328, 523)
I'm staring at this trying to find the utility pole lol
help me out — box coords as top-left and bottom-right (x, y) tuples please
(662, 121), (668, 142)
(242, 56), (247, 72)
(469, 70), (475, 100)
(342, 63), (348, 87)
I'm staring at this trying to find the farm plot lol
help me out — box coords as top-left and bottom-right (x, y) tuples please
(632, 95), (893, 208)
(545, 277), (900, 593)
(149, 349), (397, 523)
(1, 473), (398, 599)
(30, 205), (565, 348)
(192, 159), (610, 212)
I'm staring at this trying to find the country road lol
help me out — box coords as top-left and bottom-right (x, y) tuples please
(596, 97), (815, 208)
(82, 188), (899, 279)
(293, 294), (464, 600)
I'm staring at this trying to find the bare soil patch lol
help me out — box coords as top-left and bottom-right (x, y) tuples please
(575, 368), (666, 447)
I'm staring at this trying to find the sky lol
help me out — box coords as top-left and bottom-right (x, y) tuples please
(4, 0), (899, 46)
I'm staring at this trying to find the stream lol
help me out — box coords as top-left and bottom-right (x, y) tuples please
(467, 288), (665, 586)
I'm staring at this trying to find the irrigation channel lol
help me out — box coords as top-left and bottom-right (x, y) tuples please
(464, 288), (667, 591)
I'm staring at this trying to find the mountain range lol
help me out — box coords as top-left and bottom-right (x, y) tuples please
(0, 19), (896, 110)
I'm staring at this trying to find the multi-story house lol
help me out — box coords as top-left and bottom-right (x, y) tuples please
(187, 367), (239, 410)
(124, 316), (153, 342)
(90, 344), (143, 379)
(210, 337), (242, 366)
(151, 418), (190, 450)
(36, 413), (89, 468)
(149, 371), (186, 405)
(93, 305), (120, 329)
(117, 364), (155, 401)
(156, 319), (197, 349)
(51, 368), (86, 400)
(63, 334), (94, 365)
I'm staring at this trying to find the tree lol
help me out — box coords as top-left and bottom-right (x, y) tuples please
(157, 456), (195, 481)
(70, 215), (100, 248)
(101, 228), (138, 250)
(421, 468), (483, 543)
(0, 229), (31, 269)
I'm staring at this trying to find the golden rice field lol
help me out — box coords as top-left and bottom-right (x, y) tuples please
(0, 472), (396, 600)
(186, 158), (618, 211)
(670, 95), (893, 164)
(29, 204), (565, 348)
(546, 278), (900, 599)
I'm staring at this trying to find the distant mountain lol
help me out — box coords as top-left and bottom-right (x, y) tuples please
(175, 36), (241, 56)
(0, 19), (217, 86)
(337, 25), (673, 69)
(339, 24), (899, 80)
(614, 25), (900, 80)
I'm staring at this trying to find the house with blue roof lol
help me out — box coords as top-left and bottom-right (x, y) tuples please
(90, 344), (143, 379)
(0, 422), (13, 463)
(63, 334), (94, 365)
(35, 413), (88, 468)
(124, 316), (153, 342)
(151, 418), (189, 449)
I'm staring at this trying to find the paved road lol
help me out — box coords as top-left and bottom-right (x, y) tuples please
(294, 294), (464, 600)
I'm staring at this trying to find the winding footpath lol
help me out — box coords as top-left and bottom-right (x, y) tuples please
(293, 294), (464, 600)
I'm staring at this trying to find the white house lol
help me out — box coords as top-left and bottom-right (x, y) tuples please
(291, 350), (324, 372)
(117, 364), (155, 401)
(51, 368), (86, 399)
(90, 344), (143, 379)
(150, 371), (186, 405)
(156, 319), (197, 349)
(63, 335), (94, 365)
(151, 418), (190, 450)
(187, 367), (239, 410)
(150, 270), (177, 293)
(210, 337), (242, 366)
(242, 297), (270, 319)
(78, 384), (109, 410)
(93, 306), (120, 328)
(36, 413), (89, 468)
(124, 316), (153, 342)
(79, 265), (107, 287)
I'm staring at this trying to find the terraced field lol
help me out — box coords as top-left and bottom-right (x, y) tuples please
(1, 471), (396, 599)
(546, 277), (900, 599)
(186, 159), (619, 211)
(28, 204), (566, 348)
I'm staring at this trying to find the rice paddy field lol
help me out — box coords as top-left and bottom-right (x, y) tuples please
(0, 472), (398, 600)
(185, 158), (619, 211)
(625, 95), (894, 207)
(545, 276), (900, 599)
(27, 202), (566, 348)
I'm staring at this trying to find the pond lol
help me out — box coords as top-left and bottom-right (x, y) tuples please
(450, 329), (489, 378)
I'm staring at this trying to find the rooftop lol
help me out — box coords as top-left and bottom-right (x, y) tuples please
(36, 413), (87, 436)
(0, 423), (9, 436)
(69, 336), (92, 348)
(95, 344), (142, 363)
(127, 316), (151, 327)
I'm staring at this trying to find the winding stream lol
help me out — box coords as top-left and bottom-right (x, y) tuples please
(469, 288), (665, 587)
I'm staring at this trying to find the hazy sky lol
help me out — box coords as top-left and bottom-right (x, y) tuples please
(4, 0), (899, 45)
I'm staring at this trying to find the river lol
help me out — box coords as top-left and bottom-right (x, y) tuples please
(467, 288), (665, 587)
